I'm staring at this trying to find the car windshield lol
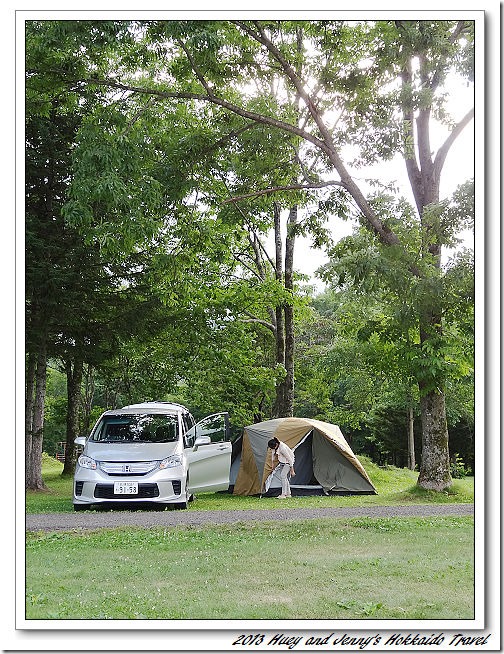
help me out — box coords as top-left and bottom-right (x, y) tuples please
(90, 414), (179, 443)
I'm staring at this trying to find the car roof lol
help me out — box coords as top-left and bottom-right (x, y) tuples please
(103, 402), (189, 416)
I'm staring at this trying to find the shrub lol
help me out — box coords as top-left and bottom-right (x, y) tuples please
(450, 453), (469, 478)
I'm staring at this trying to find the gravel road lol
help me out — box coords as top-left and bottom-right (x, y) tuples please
(26, 503), (473, 532)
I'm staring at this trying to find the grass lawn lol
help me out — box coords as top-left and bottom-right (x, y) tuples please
(24, 454), (475, 621)
(26, 453), (474, 514)
(26, 516), (474, 620)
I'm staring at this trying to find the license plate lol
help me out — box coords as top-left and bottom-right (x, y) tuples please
(114, 481), (138, 495)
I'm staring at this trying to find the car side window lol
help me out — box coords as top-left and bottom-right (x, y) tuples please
(183, 413), (196, 448)
(196, 413), (229, 443)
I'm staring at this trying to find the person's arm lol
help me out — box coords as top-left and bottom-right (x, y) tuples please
(288, 446), (296, 476)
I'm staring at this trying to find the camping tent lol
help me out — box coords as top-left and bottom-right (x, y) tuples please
(231, 417), (376, 496)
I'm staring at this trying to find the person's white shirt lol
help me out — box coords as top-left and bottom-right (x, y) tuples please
(273, 441), (295, 467)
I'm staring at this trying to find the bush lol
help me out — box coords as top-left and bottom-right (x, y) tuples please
(41, 452), (64, 472)
(450, 453), (469, 478)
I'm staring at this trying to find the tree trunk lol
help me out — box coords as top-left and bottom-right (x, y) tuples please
(27, 347), (47, 490)
(283, 303), (295, 416)
(274, 205), (285, 373)
(272, 204), (286, 417)
(62, 356), (83, 476)
(282, 206), (297, 417)
(407, 405), (416, 470)
(25, 352), (36, 486)
(417, 389), (451, 490)
(416, 304), (452, 489)
(401, 54), (455, 490)
(81, 364), (95, 435)
(414, 306), (452, 488)
(272, 206), (296, 418)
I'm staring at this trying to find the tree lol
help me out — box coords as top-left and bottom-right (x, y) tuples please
(295, 258), (474, 471)
(298, 176), (474, 469)
(295, 284), (422, 466)
(57, 22), (311, 420)
(32, 19), (474, 488)
(26, 21), (175, 483)
(25, 104), (78, 488)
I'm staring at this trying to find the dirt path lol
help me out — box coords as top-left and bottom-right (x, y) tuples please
(26, 503), (473, 532)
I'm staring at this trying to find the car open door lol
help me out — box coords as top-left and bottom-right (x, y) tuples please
(186, 413), (231, 493)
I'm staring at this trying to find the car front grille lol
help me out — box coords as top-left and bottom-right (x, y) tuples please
(94, 484), (160, 499)
(98, 461), (158, 475)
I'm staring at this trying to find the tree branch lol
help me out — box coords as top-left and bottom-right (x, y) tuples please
(412, 53), (436, 190)
(236, 21), (333, 146)
(233, 23), (405, 248)
(233, 253), (264, 280)
(401, 63), (425, 213)
(240, 313), (276, 332)
(215, 171), (276, 272)
(205, 122), (259, 154)
(248, 230), (273, 280)
(224, 181), (345, 204)
(433, 108), (475, 179)
(77, 76), (330, 154)
(176, 38), (216, 98)
(123, 97), (155, 134)
(291, 144), (319, 184)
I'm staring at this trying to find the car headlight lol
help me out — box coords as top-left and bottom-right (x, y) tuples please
(159, 454), (183, 469)
(78, 454), (97, 470)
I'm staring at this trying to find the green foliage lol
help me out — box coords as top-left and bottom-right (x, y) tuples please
(342, 20), (475, 162)
(317, 198), (474, 395)
(26, 19), (474, 486)
(450, 453), (469, 479)
(294, 260), (474, 467)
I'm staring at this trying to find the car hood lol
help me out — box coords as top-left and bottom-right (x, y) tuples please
(84, 441), (181, 462)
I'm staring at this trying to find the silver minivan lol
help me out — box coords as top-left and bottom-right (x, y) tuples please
(73, 402), (231, 510)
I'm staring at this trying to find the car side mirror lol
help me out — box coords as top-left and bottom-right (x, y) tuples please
(74, 436), (86, 447)
(193, 435), (211, 451)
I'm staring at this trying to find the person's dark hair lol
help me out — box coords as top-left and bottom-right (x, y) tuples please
(268, 438), (280, 450)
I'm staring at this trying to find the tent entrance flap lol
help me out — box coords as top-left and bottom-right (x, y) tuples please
(312, 431), (376, 493)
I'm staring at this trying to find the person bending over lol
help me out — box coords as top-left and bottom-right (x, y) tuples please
(268, 437), (295, 498)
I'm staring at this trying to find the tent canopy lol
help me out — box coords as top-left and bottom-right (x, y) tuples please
(232, 417), (376, 496)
